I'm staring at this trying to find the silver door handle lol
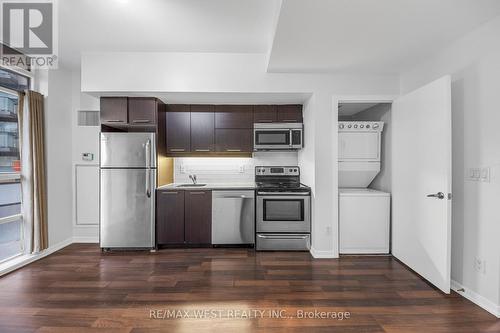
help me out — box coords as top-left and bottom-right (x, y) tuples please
(257, 192), (310, 196)
(226, 149), (241, 152)
(105, 120), (124, 123)
(194, 149), (210, 152)
(281, 120), (296, 122)
(169, 148), (186, 152)
(221, 195), (251, 199)
(145, 139), (151, 198)
(132, 119), (151, 123)
(427, 192), (445, 199)
(189, 191), (206, 195)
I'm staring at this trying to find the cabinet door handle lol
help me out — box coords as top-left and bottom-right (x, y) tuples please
(106, 120), (124, 123)
(132, 119), (151, 124)
(194, 149), (210, 152)
(281, 119), (296, 122)
(226, 149), (242, 152)
(189, 191), (206, 195)
(169, 148), (186, 152)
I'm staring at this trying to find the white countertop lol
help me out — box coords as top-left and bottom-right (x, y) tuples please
(157, 183), (256, 190)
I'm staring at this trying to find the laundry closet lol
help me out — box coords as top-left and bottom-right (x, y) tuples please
(335, 77), (452, 294)
(337, 102), (392, 254)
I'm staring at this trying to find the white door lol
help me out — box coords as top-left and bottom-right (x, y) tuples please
(392, 75), (452, 293)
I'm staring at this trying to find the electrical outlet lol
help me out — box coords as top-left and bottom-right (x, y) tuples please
(474, 258), (482, 272)
(474, 257), (486, 275)
(326, 226), (332, 235)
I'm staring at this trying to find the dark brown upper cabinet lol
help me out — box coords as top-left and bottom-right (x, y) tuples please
(215, 129), (253, 153)
(253, 105), (277, 123)
(128, 97), (157, 125)
(190, 105), (215, 152)
(215, 105), (253, 129)
(157, 190), (185, 245)
(166, 105), (191, 154)
(100, 97), (128, 125)
(277, 105), (303, 123)
(184, 190), (212, 245)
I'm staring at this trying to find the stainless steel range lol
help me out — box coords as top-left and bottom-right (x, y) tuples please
(255, 166), (311, 251)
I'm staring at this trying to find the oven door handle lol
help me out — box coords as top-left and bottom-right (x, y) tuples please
(257, 192), (310, 196)
(257, 234), (309, 240)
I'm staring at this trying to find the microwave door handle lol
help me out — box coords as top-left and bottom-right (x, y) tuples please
(289, 130), (292, 147)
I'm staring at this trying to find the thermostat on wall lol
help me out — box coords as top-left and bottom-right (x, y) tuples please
(82, 153), (94, 161)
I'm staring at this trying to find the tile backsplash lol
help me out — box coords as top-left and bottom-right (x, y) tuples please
(173, 152), (298, 184)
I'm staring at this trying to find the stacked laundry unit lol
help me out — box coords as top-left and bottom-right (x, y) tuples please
(338, 121), (390, 254)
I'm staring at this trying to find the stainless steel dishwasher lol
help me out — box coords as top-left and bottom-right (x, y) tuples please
(212, 190), (255, 245)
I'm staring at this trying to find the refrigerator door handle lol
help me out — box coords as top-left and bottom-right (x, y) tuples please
(145, 139), (151, 198)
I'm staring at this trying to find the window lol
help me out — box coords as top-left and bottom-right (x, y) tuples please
(0, 90), (23, 262)
(0, 67), (30, 91)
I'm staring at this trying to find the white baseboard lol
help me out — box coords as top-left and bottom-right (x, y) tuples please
(310, 247), (338, 258)
(451, 280), (500, 318)
(0, 237), (73, 277)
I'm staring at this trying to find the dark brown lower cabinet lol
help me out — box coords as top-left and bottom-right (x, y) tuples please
(157, 190), (212, 246)
(185, 191), (212, 244)
(157, 191), (185, 244)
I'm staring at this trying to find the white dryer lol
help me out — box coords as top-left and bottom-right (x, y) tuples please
(338, 121), (383, 188)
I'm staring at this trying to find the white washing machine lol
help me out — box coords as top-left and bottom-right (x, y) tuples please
(338, 121), (390, 254)
(339, 188), (390, 254)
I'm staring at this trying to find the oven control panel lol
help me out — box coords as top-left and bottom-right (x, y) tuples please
(338, 121), (384, 132)
(255, 166), (300, 176)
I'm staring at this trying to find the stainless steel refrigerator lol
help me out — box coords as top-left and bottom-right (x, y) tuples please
(99, 132), (156, 249)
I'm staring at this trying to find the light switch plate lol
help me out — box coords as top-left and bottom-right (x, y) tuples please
(480, 167), (490, 182)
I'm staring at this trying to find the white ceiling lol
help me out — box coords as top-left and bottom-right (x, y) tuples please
(267, 0), (500, 74)
(59, 0), (281, 68)
(58, 0), (500, 74)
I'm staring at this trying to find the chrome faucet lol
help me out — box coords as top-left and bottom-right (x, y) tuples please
(189, 174), (197, 185)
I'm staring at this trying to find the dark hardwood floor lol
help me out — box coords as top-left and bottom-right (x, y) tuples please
(0, 244), (498, 332)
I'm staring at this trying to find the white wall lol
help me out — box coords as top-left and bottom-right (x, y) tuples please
(81, 52), (399, 257)
(70, 71), (100, 242)
(44, 68), (74, 246)
(401, 16), (500, 314)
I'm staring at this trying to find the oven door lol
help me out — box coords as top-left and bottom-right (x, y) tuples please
(256, 193), (311, 232)
(254, 129), (291, 150)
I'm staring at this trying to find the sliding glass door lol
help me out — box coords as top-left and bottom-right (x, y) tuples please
(0, 90), (23, 262)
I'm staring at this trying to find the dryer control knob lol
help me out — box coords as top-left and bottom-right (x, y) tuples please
(373, 124), (379, 129)
(339, 124), (344, 129)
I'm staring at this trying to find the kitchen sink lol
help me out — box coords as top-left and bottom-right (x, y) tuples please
(176, 184), (207, 187)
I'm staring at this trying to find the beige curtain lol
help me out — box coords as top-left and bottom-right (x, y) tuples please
(18, 91), (48, 252)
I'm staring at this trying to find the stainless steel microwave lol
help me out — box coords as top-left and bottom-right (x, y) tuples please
(254, 123), (303, 150)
